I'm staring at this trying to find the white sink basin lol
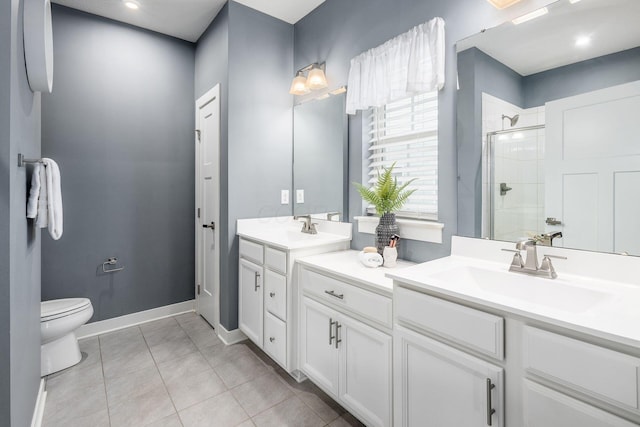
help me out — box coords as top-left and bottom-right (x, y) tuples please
(428, 266), (611, 313)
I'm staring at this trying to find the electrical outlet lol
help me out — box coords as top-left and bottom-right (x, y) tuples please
(296, 189), (305, 204)
(281, 190), (289, 205)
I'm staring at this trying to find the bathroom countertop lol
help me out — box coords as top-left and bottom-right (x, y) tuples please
(296, 250), (415, 296)
(237, 217), (351, 251)
(387, 237), (640, 349)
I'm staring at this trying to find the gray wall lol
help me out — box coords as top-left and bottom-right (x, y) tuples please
(1, 0), (42, 424)
(194, 1), (293, 330)
(226, 2), (293, 329)
(523, 46), (640, 108)
(457, 47), (524, 237)
(293, 0), (539, 263)
(41, 6), (196, 322)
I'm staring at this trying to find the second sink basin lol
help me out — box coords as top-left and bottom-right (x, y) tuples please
(428, 265), (611, 313)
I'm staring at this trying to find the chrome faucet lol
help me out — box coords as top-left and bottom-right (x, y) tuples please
(293, 215), (318, 234)
(326, 212), (341, 221)
(502, 238), (566, 279)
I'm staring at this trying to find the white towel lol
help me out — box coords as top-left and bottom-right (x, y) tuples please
(42, 158), (63, 240)
(26, 163), (42, 218)
(36, 165), (48, 228)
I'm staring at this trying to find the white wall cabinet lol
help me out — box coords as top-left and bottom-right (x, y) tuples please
(299, 266), (392, 427)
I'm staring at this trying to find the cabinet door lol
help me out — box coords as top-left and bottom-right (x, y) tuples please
(339, 315), (392, 427)
(239, 258), (263, 347)
(394, 325), (504, 427)
(300, 297), (339, 396)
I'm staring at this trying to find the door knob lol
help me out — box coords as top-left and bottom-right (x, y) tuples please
(202, 222), (215, 230)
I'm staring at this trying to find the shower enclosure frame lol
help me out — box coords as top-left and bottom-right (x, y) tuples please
(483, 124), (545, 240)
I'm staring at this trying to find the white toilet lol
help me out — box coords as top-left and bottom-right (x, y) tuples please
(40, 298), (94, 376)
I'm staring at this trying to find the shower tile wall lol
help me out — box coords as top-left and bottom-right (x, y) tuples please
(482, 94), (545, 241)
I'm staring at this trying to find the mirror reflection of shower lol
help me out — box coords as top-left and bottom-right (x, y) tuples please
(481, 94), (546, 241)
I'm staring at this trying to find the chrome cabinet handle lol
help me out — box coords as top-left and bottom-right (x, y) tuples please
(486, 378), (496, 426)
(335, 322), (342, 349)
(324, 290), (344, 300)
(329, 318), (336, 345)
(269, 292), (275, 298)
(254, 272), (261, 291)
(269, 337), (275, 343)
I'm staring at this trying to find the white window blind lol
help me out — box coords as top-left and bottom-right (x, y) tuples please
(365, 91), (438, 220)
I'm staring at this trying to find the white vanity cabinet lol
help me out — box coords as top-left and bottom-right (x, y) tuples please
(237, 218), (351, 377)
(393, 285), (505, 427)
(297, 252), (409, 427)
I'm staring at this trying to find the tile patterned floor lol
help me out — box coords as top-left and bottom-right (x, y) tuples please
(42, 313), (366, 427)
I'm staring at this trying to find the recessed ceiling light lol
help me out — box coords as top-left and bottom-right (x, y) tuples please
(569, 0), (581, 3)
(124, 1), (139, 10)
(575, 35), (591, 47)
(512, 7), (548, 25)
(486, 0), (521, 9)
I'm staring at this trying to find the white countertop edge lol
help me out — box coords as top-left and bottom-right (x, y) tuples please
(387, 257), (640, 349)
(296, 250), (416, 297)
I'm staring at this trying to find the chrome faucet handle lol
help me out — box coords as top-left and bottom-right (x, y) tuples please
(309, 223), (318, 234)
(501, 249), (524, 268)
(539, 254), (565, 279)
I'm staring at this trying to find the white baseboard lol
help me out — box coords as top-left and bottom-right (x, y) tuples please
(31, 379), (46, 427)
(76, 300), (195, 339)
(217, 324), (247, 345)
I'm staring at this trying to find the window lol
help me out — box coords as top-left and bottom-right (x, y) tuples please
(365, 91), (438, 220)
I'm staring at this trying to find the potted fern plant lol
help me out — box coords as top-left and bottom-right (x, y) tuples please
(354, 163), (417, 254)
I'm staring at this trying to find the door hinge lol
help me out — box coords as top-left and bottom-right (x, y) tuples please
(197, 284), (201, 295)
(197, 208), (200, 218)
(195, 129), (201, 142)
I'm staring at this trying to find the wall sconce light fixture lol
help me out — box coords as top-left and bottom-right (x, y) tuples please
(289, 63), (328, 95)
(486, 0), (521, 9)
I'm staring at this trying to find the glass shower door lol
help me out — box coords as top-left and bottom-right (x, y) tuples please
(487, 126), (545, 241)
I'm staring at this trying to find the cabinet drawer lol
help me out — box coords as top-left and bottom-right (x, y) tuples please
(265, 269), (287, 321)
(265, 247), (287, 274)
(239, 238), (264, 265)
(301, 268), (392, 328)
(524, 326), (640, 411)
(523, 380), (638, 427)
(395, 286), (504, 360)
(264, 312), (286, 367)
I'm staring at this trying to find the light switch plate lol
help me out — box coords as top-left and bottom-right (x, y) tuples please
(296, 189), (304, 204)
(281, 190), (289, 205)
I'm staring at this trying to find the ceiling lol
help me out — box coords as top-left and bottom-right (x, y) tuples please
(52, 0), (326, 43)
(456, 0), (640, 76)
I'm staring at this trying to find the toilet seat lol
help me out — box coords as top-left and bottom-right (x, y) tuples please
(41, 298), (92, 322)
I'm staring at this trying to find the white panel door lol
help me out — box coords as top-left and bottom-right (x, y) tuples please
(300, 297), (339, 396)
(546, 80), (640, 254)
(195, 85), (221, 328)
(394, 325), (504, 427)
(238, 258), (263, 347)
(339, 315), (392, 427)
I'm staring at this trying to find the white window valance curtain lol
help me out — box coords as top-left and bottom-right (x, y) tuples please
(345, 17), (445, 115)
